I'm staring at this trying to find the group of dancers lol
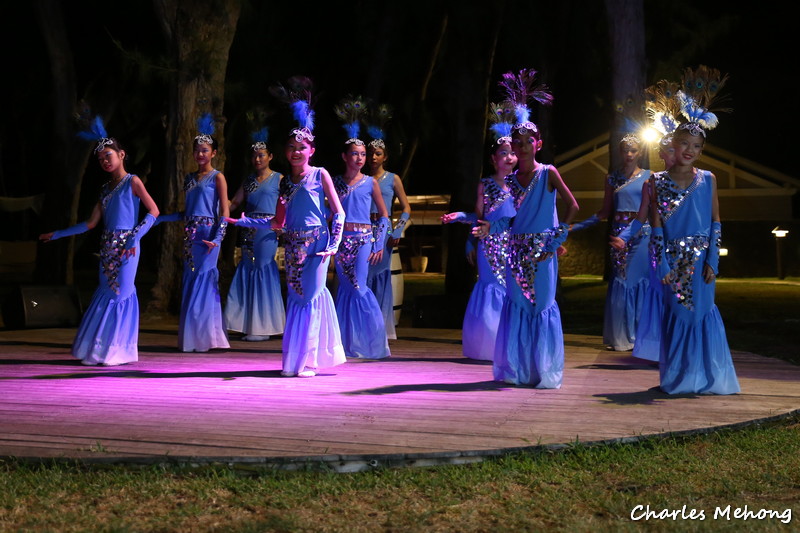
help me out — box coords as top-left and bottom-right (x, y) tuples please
(40, 66), (740, 395)
(40, 77), (410, 378)
(443, 66), (739, 395)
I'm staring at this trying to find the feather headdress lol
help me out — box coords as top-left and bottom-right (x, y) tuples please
(680, 65), (731, 114)
(367, 103), (393, 150)
(497, 68), (553, 134)
(195, 113), (216, 146)
(676, 65), (732, 138)
(269, 75), (316, 142)
(77, 115), (114, 152)
(643, 79), (682, 146)
(488, 100), (516, 145)
(334, 95), (368, 145)
(250, 126), (269, 151)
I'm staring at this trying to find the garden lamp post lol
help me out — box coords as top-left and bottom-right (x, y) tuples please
(771, 226), (789, 280)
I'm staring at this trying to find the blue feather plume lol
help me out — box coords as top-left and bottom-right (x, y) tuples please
(343, 122), (360, 139)
(197, 113), (215, 135)
(290, 100), (314, 131)
(490, 122), (512, 140)
(514, 104), (530, 125)
(251, 127), (269, 143)
(77, 115), (109, 141)
(678, 91), (719, 130)
(367, 125), (385, 141)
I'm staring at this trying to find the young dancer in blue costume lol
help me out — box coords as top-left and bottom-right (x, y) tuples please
(225, 127), (285, 342)
(570, 134), (652, 352)
(613, 66), (739, 394)
(331, 97), (391, 359)
(625, 138), (677, 362)
(441, 101), (517, 361)
(229, 78), (346, 377)
(607, 80), (682, 362)
(365, 104), (411, 340)
(475, 69), (579, 388)
(159, 114), (230, 352)
(40, 117), (159, 365)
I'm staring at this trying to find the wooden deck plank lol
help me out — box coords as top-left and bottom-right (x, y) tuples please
(1, 324), (798, 467)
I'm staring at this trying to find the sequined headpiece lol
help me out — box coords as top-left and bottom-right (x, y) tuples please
(194, 113), (216, 146)
(488, 100), (516, 145)
(77, 115), (114, 152)
(620, 133), (641, 147)
(366, 103), (392, 150)
(269, 75), (316, 143)
(250, 126), (269, 151)
(497, 68), (553, 136)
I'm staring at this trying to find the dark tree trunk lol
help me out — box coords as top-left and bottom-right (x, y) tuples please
(147, 0), (241, 315)
(364, 3), (397, 103)
(398, 13), (448, 189)
(442, 3), (504, 298)
(605, 0), (647, 170)
(33, 0), (92, 285)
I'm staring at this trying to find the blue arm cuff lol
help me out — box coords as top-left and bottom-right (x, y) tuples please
(51, 222), (89, 240)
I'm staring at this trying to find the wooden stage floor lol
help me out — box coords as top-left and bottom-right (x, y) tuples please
(1, 323), (798, 472)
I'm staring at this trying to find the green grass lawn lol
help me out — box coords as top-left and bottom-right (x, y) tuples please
(1, 276), (798, 532)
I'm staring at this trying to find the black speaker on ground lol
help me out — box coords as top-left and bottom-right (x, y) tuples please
(2, 285), (83, 329)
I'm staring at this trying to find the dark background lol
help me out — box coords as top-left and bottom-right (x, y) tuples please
(1, 1), (796, 253)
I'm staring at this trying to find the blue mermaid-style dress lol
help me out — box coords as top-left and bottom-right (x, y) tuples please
(179, 170), (230, 352)
(463, 177), (515, 361)
(72, 175), (144, 365)
(225, 172), (286, 338)
(493, 165), (565, 388)
(333, 174), (390, 359)
(654, 170), (739, 394)
(367, 171), (398, 339)
(280, 168), (346, 374)
(604, 170), (652, 352)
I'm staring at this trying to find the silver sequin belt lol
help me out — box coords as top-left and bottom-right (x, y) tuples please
(344, 222), (372, 233)
(284, 227), (324, 240)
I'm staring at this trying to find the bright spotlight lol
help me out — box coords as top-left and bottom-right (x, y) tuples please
(641, 127), (660, 144)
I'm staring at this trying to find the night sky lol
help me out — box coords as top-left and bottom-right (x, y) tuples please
(1, 1), (796, 210)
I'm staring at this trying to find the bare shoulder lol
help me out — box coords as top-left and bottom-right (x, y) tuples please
(547, 164), (565, 182)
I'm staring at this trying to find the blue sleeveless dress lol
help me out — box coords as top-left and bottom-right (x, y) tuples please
(463, 176), (515, 360)
(333, 174), (390, 359)
(632, 174), (666, 362)
(604, 169), (652, 352)
(225, 172), (286, 337)
(367, 171), (398, 339)
(179, 170), (230, 352)
(280, 167), (346, 374)
(72, 175), (142, 365)
(653, 170), (739, 394)
(493, 165), (564, 388)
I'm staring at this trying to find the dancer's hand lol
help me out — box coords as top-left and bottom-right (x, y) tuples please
(471, 220), (490, 239)
(39, 232), (55, 243)
(609, 236), (625, 250)
(441, 212), (459, 224)
(703, 263), (717, 284)
(316, 248), (337, 258)
(369, 249), (384, 265)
